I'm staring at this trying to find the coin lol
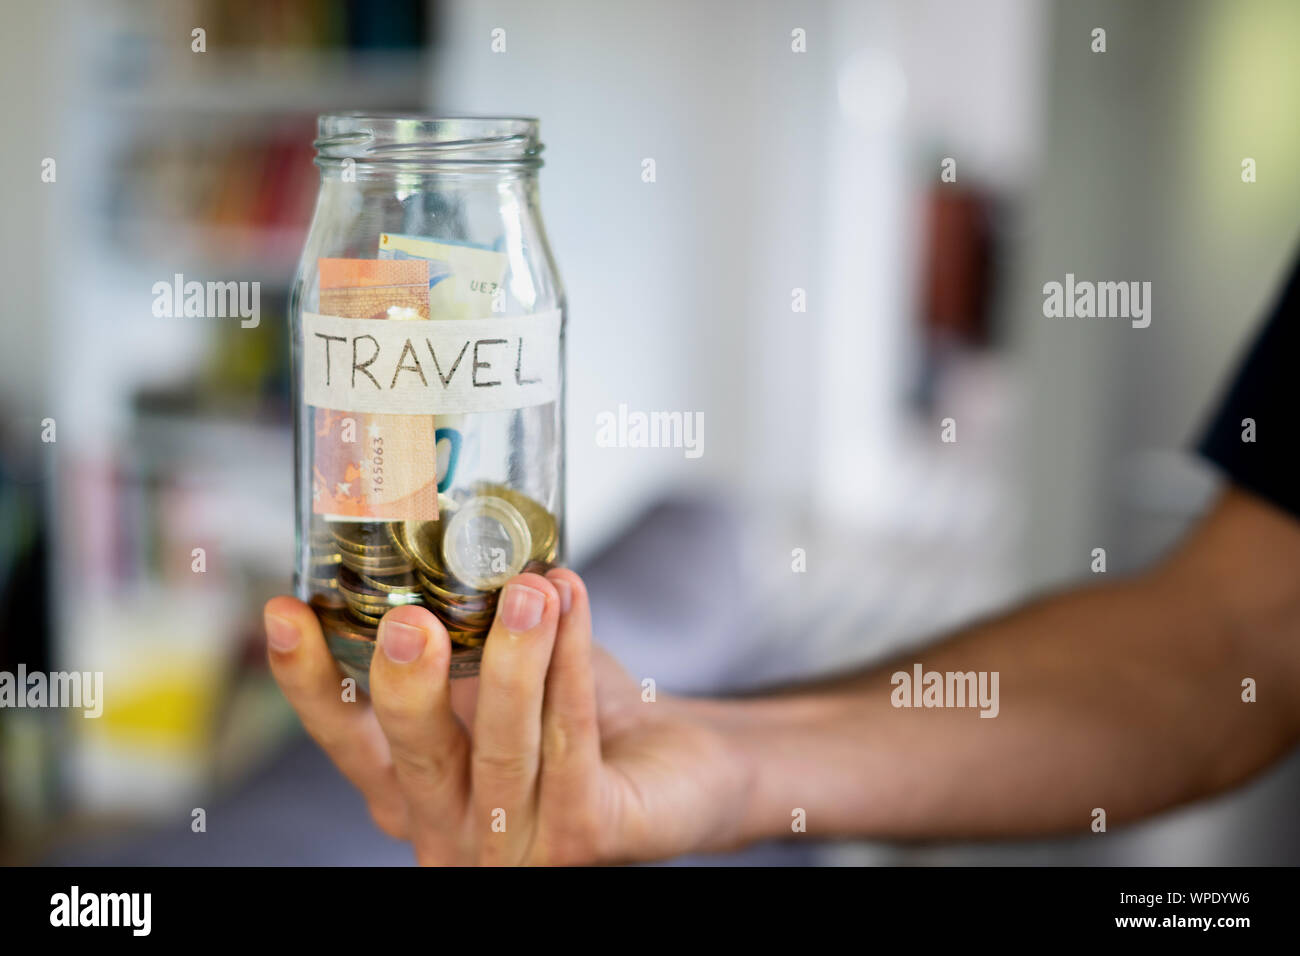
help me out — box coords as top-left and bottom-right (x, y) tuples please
(388, 519), (448, 578)
(338, 565), (410, 596)
(330, 521), (403, 555)
(341, 587), (421, 612)
(441, 495), (533, 590)
(347, 606), (384, 627)
(307, 567), (340, 588)
(315, 600), (376, 637)
(445, 627), (487, 648)
(316, 605), (378, 689)
(358, 569), (424, 594)
(339, 589), (422, 618)
(315, 594), (483, 682)
(439, 599), (498, 630)
(416, 569), (495, 605)
(470, 484), (557, 562)
(310, 590), (346, 610)
(339, 549), (415, 576)
(317, 490), (550, 678)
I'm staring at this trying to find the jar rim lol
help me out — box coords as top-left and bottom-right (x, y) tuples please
(315, 114), (543, 169)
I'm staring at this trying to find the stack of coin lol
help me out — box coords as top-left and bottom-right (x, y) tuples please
(313, 600), (378, 688)
(306, 527), (342, 594)
(330, 521), (414, 574)
(307, 489), (559, 675)
(325, 520), (422, 628)
(336, 566), (423, 627)
(388, 484), (559, 648)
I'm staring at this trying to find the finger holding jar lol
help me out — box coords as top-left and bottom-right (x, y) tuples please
(368, 605), (473, 864)
(263, 596), (411, 841)
(469, 573), (565, 864)
(268, 568), (761, 865)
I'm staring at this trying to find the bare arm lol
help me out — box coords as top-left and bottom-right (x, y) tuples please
(703, 487), (1300, 841)
(266, 487), (1300, 863)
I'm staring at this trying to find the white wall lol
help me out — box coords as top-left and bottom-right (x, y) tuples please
(431, 0), (1050, 554)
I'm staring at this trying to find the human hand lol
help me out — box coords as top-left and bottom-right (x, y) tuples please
(264, 569), (757, 864)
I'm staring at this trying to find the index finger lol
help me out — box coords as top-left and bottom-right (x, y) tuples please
(265, 596), (408, 838)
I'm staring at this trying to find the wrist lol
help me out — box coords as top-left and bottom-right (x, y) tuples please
(667, 693), (816, 847)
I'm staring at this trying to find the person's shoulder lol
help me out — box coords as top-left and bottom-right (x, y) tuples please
(1196, 246), (1300, 522)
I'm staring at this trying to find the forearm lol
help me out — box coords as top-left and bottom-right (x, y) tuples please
(693, 496), (1300, 842)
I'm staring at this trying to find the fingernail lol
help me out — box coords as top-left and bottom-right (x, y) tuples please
(381, 620), (427, 664)
(499, 583), (546, 632)
(552, 579), (573, 614)
(266, 614), (300, 653)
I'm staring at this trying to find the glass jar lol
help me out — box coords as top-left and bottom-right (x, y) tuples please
(290, 115), (565, 685)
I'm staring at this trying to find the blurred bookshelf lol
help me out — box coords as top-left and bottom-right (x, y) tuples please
(1, 0), (437, 857)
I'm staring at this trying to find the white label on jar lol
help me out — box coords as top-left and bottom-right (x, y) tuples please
(303, 310), (561, 415)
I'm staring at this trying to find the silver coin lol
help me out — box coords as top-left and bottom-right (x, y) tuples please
(441, 495), (532, 591)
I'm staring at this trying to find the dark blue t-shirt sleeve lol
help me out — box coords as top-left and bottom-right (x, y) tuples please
(1197, 251), (1300, 522)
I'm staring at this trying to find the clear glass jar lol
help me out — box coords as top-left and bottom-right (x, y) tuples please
(290, 115), (565, 684)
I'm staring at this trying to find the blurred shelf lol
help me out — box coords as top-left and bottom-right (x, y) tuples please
(96, 50), (430, 114)
(108, 220), (307, 286)
(130, 407), (291, 469)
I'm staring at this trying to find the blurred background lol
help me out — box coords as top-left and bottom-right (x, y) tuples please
(1, 0), (1298, 865)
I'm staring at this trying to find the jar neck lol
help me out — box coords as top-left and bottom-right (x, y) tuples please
(314, 114), (543, 177)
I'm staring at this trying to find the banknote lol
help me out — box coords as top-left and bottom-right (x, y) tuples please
(311, 408), (444, 520)
(376, 234), (507, 477)
(313, 257), (440, 520)
(318, 257), (430, 320)
(378, 233), (508, 320)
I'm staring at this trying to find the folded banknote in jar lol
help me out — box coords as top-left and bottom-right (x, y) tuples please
(313, 257), (442, 521)
(378, 233), (508, 320)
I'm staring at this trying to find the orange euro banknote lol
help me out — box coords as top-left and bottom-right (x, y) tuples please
(318, 258), (429, 320)
(312, 409), (441, 520)
(313, 257), (439, 520)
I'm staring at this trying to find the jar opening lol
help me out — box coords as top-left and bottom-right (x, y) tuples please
(314, 114), (543, 170)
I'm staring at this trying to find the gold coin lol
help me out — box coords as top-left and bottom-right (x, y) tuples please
(441, 495), (532, 591)
(357, 570), (424, 594)
(339, 582), (422, 612)
(316, 602), (377, 640)
(383, 495), (459, 571)
(339, 565), (411, 594)
(416, 569), (495, 605)
(347, 606), (384, 627)
(445, 628), (487, 648)
(330, 521), (403, 555)
(339, 592), (388, 617)
(438, 599), (498, 629)
(388, 519), (448, 578)
(343, 593), (421, 618)
(310, 591), (346, 612)
(339, 550), (415, 575)
(337, 544), (405, 562)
